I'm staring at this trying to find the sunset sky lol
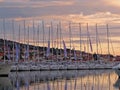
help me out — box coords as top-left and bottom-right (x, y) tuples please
(0, 0), (120, 19)
(0, 0), (120, 55)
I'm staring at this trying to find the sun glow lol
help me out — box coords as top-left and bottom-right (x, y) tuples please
(104, 0), (120, 7)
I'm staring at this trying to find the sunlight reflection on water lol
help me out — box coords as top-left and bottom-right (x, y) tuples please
(0, 70), (120, 90)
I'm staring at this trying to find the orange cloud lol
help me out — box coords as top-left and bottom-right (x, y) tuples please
(103, 0), (120, 7)
(12, 12), (120, 26)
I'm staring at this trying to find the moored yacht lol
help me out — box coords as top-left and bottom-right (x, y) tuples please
(113, 63), (120, 70)
(0, 62), (11, 76)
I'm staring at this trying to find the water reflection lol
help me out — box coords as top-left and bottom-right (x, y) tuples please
(114, 70), (120, 89)
(1, 70), (120, 90)
(0, 77), (13, 90)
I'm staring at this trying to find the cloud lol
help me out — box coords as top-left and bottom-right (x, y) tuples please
(33, 12), (120, 25)
(0, 0), (74, 8)
(0, 0), (120, 18)
(2, 11), (120, 27)
(103, 0), (120, 7)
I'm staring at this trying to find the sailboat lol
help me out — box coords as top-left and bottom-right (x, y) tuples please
(0, 63), (12, 76)
(0, 19), (12, 76)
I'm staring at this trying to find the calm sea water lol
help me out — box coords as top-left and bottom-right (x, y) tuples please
(0, 70), (120, 90)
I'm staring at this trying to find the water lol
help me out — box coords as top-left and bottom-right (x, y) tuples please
(0, 70), (120, 90)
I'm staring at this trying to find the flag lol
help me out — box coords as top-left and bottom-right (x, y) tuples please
(63, 40), (67, 58)
(6, 43), (10, 60)
(46, 41), (50, 57)
(74, 48), (77, 60)
(89, 38), (93, 52)
(15, 43), (20, 62)
(25, 45), (29, 59)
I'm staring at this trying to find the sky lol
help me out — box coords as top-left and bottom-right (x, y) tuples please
(0, 0), (120, 55)
(0, 0), (120, 19)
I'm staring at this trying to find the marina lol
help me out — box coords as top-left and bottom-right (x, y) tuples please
(0, 20), (120, 75)
(1, 0), (120, 90)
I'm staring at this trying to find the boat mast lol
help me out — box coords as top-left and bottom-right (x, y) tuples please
(106, 24), (110, 60)
(46, 26), (51, 58)
(18, 24), (21, 61)
(32, 20), (35, 61)
(23, 20), (26, 61)
(18, 24), (20, 47)
(27, 25), (29, 61)
(12, 20), (15, 62)
(96, 23), (98, 55)
(87, 23), (93, 60)
(51, 22), (53, 60)
(56, 24), (59, 60)
(69, 22), (72, 60)
(49, 26), (50, 52)
(79, 23), (82, 59)
(42, 21), (45, 58)
(3, 19), (5, 63)
(59, 22), (62, 56)
(86, 23), (89, 60)
(37, 24), (40, 61)
(110, 35), (115, 55)
(97, 25), (103, 55)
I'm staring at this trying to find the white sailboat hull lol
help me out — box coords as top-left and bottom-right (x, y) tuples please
(0, 64), (11, 76)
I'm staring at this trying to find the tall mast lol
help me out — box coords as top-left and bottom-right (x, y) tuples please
(46, 26), (51, 58)
(86, 23), (89, 60)
(97, 26), (102, 54)
(49, 26), (50, 45)
(110, 36), (115, 55)
(79, 23), (82, 59)
(59, 22), (62, 56)
(24, 20), (26, 45)
(18, 24), (21, 60)
(51, 22), (53, 58)
(69, 22), (72, 60)
(96, 23), (98, 54)
(33, 20), (35, 46)
(87, 23), (93, 60)
(12, 20), (15, 62)
(23, 20), (26, 61)
(42, 21), (45, 57)
(37, 24), (40, 61)
(18, 24), (20, 45)
(106, 24), (110, 60)
(56, 24), (59, 60)
(33, 20), (36, 61)
(3, 19), (5, 63)
(27, 25), (29, 61)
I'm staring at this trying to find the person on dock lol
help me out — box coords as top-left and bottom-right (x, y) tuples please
(93, 53), (98, 60)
